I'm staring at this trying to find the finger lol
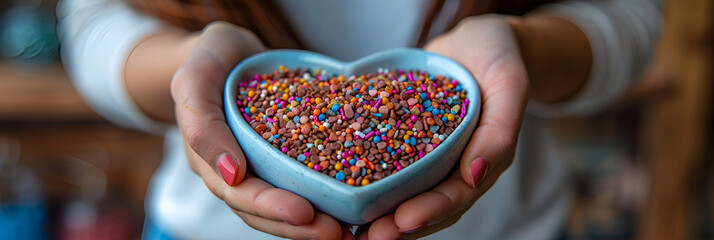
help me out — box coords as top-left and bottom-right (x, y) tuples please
(366, 214), (402, 240)
(392, 171), (500, 234)
(188, 143), (315, 225)
(235, 210), (343, 240)
(171, 22), (265, 186)
(425, 17), (528, 187)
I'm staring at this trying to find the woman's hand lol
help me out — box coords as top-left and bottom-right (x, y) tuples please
(356, 15), (530, 239)
(171, 22), (353, 240)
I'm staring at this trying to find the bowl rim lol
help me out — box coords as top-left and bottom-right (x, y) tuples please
(223, 47), (481, 197)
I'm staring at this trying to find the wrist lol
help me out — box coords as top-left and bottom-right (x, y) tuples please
(125, 28), (199, 123)
(507, 15), (592, 103)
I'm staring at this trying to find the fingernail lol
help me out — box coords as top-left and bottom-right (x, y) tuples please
(469, 156), (489, 188)
(399, 224), (425, 234)
(217, 154), (239, 186)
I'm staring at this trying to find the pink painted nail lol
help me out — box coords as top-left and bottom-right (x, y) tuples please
(218, 154), (239, 186)
(399, 224), (425, 234)
(469, 156), (489, 188)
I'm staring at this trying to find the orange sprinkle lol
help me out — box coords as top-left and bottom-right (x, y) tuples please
(347, 178), (355, 186)
(361, 178), (370, 186)
(319, 125), (326, 131)
(313, 109), (320, 116)
(405, 146), (414, 154)
(350, 165), (361, 173)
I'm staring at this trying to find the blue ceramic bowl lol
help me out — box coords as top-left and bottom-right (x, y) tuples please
(224, 48), (481, 225)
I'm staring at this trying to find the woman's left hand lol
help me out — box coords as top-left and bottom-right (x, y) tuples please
(356, 15), (530, 239)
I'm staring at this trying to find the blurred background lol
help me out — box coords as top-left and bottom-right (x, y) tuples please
(0, 0), (711, 239)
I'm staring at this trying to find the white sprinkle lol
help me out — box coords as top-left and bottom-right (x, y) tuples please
(317, 144), (324, 150)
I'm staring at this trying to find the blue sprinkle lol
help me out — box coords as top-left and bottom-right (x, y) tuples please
(244, 107), (251, 113)
(373, 137), (381, 143)
(420, 92), (427, 100)
(373, 113), (382, 118)
(422, 138), (432, 144)
(293, 116), (300, 123)
(440, 109), (445, 115)
(385, 124), (392, 130)
(335, 172), (345, 181)
(387, 146), (393, 152)
(430, 125), (440, 133)
(442, 117), (448, 122)
(423, 100), (432, 107)
(297, 154), (307, 162)
(362, 127), (373, 134)
(268, 134), (280, 142)
(331, 104), (340, 112)
(451, 110), (457, 115)
(455, 85), (463, 91)
(344, 141), (354, 148)
(407, 86), (413, 90)
(361, 168), (366, 176)
(318, 113), (326, 121)
(410, 137), (416, 146)
(446, 97), (453, 105)
(296, 97), (302, 102)
(349, 159), (356, 166)
(432, 109), (439, 115)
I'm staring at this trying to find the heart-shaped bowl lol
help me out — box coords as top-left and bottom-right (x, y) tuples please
(224, 48), (480, 225)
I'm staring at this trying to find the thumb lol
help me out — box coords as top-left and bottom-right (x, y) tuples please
(171, 22), (265, 186)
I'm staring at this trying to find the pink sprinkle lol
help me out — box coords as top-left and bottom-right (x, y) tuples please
(275, 99), (280, 104)
(316, 75), (322, 81)
(407, 123), (414, 129)
(340, 108), (346, 119)
(236, 100), (242, 106)
(443, 99), (447, 104)
(408, 72), (414, 82)
(365, 131), (375, 139)
(313, 165), (322, 171)
(404, 89), (415, 95)
(452, 80), (458, 85)
(281, 147), (288, 153)
(242, 113), (251, 122)
(253, 74), (260, 80)
(396, 120), (402, 128)
(342, 160), (350, 167)
(410, 115), (418, 122)
(460, 112), (465, 119)
(289, 96), (295, 101)
(348, 150), (354, 155)
(304, 152), (311, 158)
(393, 161), (400, 167)
(381, 135), (387, 141)
(432, 143), (438, 148)
(341, 152), (348, 158)
(396, 165), (403, 171)
(397, 149), (402, 154)
(325, 137), (330, 142)
(418, 151), (424, 159)
(267, 118), (276, 123)
(463, 99), (470, 113)
(420, 84), (426, 92)
(398, 69), (404, 75)
(313, 116), (319, 123)
(374, 98), (382, 108)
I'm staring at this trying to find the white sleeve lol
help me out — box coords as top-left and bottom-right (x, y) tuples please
(526, 0), (662, 117)
(57, 0), (169, 134)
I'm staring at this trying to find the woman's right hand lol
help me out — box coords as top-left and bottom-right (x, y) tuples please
(171, 22), (353, 240)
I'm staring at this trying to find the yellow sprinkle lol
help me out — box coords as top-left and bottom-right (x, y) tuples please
(307, 162), (315, 168)
(335, 163), (343, 171)
(248, 91), (255, 98)
(250, 107), (257, 114)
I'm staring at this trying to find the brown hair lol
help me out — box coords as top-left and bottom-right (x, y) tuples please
(127, 0), (557, 49)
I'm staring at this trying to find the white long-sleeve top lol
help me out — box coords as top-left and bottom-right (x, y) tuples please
(57, 0), (661, 239)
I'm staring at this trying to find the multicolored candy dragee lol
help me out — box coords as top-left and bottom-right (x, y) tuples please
(235, 66), (469, 186)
